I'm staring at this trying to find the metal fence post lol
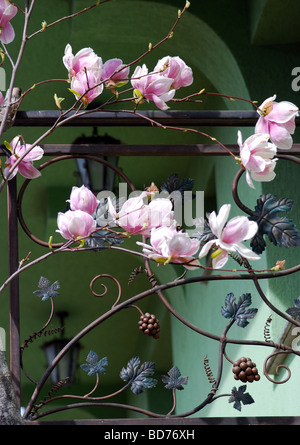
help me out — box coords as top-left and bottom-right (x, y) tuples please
(7, 176), (20, 405)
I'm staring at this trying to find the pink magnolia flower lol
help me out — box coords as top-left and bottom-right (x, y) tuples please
(57, 209), (96, 241)
(63, 44), (103, 105)
(68, 185), (99, 215)
(131, 64), (175, 110)
(4, 136), (44, 180)
(137, 225), (200, 268)
(70, 69), (103, 106)
(238, 131), (277, 189)
(63, 44), (102, 79)
(0, 0), (17, 44)
(101, 58), (130, 89)
(154, 56), (193, 90)
(198, 204), (259, 269)
(108, 193), (174, 236)
(255, 95), (299, 149)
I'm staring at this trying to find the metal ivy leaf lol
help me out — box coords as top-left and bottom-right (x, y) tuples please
(33, 276), (60, 301)
(161, 365), (188, 391)
(161, 173), (194, 197)
(229, 385), (255, 412)
(249, 194), (300, 254)
(80, 350), (108, 376)
(192, 218), (216, 246)
(120, 356), (157, 395)
(221, 293), (258, 328)
(286, 296), (300, 320)
(85, 229), (124, 249)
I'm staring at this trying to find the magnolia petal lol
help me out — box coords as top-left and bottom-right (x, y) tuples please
(72, 47), (102, 74)
(18, 162), (41, 179)
(131, 64), (148, 90)
(243, 220), (259, 240)
(245, 169), (255, 189)
(3, 164), (18, 180)
(63, 44), (74, 73)
(268, 101), (299, 124)
(150, 226), (175, 252)
(167, 233), (195, 257)
(222, 216), (257, 244)
(233, 242), (260, 261)
(283, 117), (296, 135)
(22, 145), (44, 162)
(172, 68), (193, 90)
(211, 249), (228, 269)
(245, 133), (270, 150)
(250, 166), (276, 183)
(68, 216), (86, 238)
(240, 143), (251, 167)
(269, 122), (293, 149)
(211, 204), (231, 238)
(102, 58), (129, 83)
(151, 94), (170, 110)
(158, 88), (176, 103)
(243, 151), (269, 173)
(107, 197), (117, 219)
(198, 239), (215, 259)
(255, 117), (269, 135)
(0, 21), (15, 44)
(251, 143), (277, 160)
(147, 76), (174, 96)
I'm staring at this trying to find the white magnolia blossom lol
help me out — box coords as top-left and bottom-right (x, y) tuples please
(198, 204), (260, 269)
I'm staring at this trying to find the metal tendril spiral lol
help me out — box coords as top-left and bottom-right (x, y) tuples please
(204, 355), (216, 385)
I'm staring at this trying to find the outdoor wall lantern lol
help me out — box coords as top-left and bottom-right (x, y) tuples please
(73, 128), (120, 194)
(42, 311), (81, 385)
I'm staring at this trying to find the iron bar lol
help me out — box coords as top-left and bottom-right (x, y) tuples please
(2, 144), (300, 157)
(23, 416), (300, 425)
(12, 109), (274, 127)
(7, 176), (21, 405)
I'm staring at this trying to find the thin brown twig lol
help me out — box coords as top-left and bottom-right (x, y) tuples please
(27, 1), (113, 40)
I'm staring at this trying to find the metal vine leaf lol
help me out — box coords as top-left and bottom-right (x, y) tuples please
(33, 277), (60, 301)
(229, 385), (255, 411)
(161, 365), (188, 391)
(80, 350), (108, 376)
(249, 194), (300, 254)
(192, 218), (216, 246)
(161, 173), (194, 197)
(85, 198), (125, 248)
(221, 293), (258, 328)
(85, 229), (124, 249)
(120, 356), (157, 395)
(286, 296), (300, 320)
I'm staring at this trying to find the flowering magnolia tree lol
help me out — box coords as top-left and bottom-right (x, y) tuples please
(0, 0), (300, 425)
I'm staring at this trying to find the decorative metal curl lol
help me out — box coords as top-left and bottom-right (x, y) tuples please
(263, 350), (292, 384)
(264, 315), (273, 343)
(128, 266), (146, 285)
(20, 326), (64, 353)
(89, 274), (122, 307)
(29, 378), (70, 417)
(20, 297), (58, 384)
(204, 355), (216, 385)
(229, 252), (250, 268)
(128, 265), (158, 288)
